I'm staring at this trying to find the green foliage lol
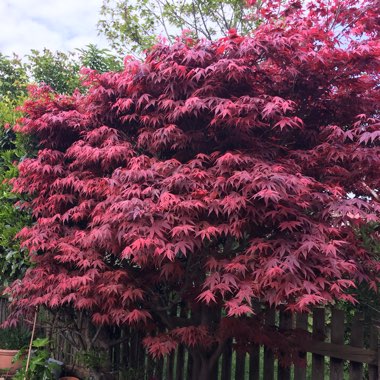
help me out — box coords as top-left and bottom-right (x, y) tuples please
(0, 97), (31, 285)
(26, 45), (123, 94)
(0, 54), (28, 99)
(27, 49), (81, 94)
(77, 43), (123, 73)
(0, 325), (31, 350)
(119, 367), (146, 380)
(76, 348), (109, 372)
(13, 338), (59, 380)
(340, 223), (380, 317)
(98, 0), (258, 54)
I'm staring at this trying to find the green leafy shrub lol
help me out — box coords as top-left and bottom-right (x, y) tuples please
(0, 325), (30, 350)
(13, 338), (60, 380)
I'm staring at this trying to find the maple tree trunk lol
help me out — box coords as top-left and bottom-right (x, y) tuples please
(189, 304), (222, 380)
(191, 356), (215, 380)
(198, 362), (212, 380)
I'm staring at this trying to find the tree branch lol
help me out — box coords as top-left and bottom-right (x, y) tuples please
(195, 1), (213, 39)
(154, 0), (173, 42)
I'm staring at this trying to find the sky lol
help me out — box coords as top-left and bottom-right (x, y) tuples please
(0, 0), (109, 57)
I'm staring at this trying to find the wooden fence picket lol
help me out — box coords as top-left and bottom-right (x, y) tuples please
(349, 311), (364, 380)
(263, 308), (276, 380)
(249, 344), (260, 380)
(368, 323), (378, 380)
(146, 355), (154, 380)
(221, 337), (233, 380)
(330, 308), (344, 380)
(278, 310), (292, 380)
(235, 350), (246, 380)
(156, 356), (164, 380)
(175, 343), (185, 380)
(294, 313), (308, 380)
(186, 349), (193, 380)
(312, 308), (325, 380)
(166, 350), (175, 380)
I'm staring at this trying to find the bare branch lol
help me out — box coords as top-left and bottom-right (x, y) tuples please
(195, 1), (213, 39)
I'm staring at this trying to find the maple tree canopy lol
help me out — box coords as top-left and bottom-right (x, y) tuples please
(5, 0), (380, 376)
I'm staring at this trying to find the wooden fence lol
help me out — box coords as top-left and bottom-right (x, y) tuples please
(49, 306), (380, 380)
(0, 298), (379, 380)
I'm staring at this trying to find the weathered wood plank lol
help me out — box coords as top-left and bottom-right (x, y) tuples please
(155, 357), (164, 380)
(349, 312), (364, 380)
(278, 310), (292, 380)
(298, 340), (376, 364)
(368, 320), (379, 380)
(249, 301), (261, 380)
(249, 345), (260, 380)
(146, 355), (154, 380)
(187, 351), (193, 380)
(166, 351), (175, 380)
(235, 351), (246, 380)
(221, 338), (233, 380)
(294, 313), (308, 380)
(210, 307), (222, 380)
(312, 308), (325, 380)
(175, 306), (187, 380)
(175, 345), (185, 380)
(264, 308), (276, 380)
(330, 309), (344, 380)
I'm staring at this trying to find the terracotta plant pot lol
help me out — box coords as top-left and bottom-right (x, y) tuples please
(0, 349), (21, 371)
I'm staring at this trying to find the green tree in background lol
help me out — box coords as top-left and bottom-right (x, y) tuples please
(27, 45), (123, 94)
(0, 45), (123, 285)
(0, 54), (30, 285)
(77, 43), (123, 73)
(98, 0), (259, 54)
(27, 49), (80, 94)
(0, 53), (27, 100)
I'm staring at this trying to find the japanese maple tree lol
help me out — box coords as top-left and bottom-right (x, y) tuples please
(6, 0), (380, 378)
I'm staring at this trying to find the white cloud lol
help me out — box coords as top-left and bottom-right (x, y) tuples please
(0, 0), (109, 57)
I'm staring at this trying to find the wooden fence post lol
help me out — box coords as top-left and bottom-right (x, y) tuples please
(249, 344), (260, 380)
(312, 308), (325, 380)
(166, 351), (175, 380)
(278, 310), (292, 380)
(156, 357), (164, 380)
(349, 311), (364, 380)
(263, 308), (276, 380)
(368, 320), (378, 380)
(294, 313), (308, 380)
(186, 350), (193, 380)
(146, 355), (154, 380)
(221, 338), (233, 380)
(249, 301), (261, 380)
(235, 350), (246, 380)
(330, 308), (344, 380)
